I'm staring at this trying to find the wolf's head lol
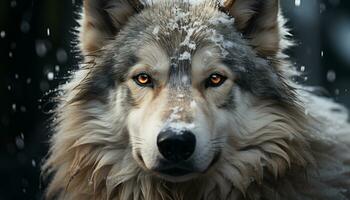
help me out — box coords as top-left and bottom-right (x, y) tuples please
(44, 0), (315, 198)
(78, 0), (311, 180)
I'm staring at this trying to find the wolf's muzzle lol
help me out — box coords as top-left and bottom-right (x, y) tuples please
(157, 129), (196, 163)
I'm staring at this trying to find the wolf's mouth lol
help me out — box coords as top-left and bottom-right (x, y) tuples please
(135, 150), (222, 180)
(152, 160), (196, 177)
(158, 167), (193, 176)
(154, 151), (222, 178)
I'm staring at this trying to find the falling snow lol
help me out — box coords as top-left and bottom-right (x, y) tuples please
(47, 72), (54, 80)
(56, 48), (68, 64)
(20, 106), (27, 112)
(327, 70), (336, 82)
(31, 160), (36, 167)
(295, 0), (301, 7)
(20, 21), (30, 33)
(335, 89), (340, 95)
(320, 3), (326, 13)
(10, 0), (17, 8)
(15, 133), (25, 150)
(35, 40), (48, 57)
(0, 31), (6, 38)
(12, 104), (17, 111)
(55, 65), (60, 72)
(26, 78), (32, 84)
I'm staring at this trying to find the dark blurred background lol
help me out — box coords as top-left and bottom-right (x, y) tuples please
(0, 0), (349, 199)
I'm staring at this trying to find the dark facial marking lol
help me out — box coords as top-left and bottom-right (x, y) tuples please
(217, 91), (235, 110)
(222, 54), (295, 104)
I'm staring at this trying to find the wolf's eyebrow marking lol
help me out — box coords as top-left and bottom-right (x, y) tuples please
(221, 58), (237, 69)
(127, 54), (139, 67)
(191, 47), (224, 69)
(137, 44), (170, 70)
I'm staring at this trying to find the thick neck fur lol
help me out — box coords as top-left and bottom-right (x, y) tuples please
(43, 85), (323, 199)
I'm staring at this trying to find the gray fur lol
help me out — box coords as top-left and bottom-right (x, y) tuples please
(43, 0), (350, 199)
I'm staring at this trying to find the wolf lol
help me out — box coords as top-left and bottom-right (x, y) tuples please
(42, 0), (350, 199)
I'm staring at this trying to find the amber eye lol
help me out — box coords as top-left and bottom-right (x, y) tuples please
(206, 73), (226, 88)
(134, 73), (153, 87)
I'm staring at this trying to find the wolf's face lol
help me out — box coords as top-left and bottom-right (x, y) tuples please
(119, 5), (239, 181)
(126, 40), (235, 181)
(74, 0), (308, 184)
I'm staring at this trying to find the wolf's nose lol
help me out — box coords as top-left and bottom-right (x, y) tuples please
(157, 129), (196, 162)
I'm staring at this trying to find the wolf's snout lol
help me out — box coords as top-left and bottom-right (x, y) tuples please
(157, 129), (196, 162)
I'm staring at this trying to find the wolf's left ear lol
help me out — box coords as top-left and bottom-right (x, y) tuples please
(220, 0), (281, 57)
(80, 0), (143, 55)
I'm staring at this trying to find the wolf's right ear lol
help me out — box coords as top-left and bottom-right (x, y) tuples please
(80, 0), (143, 55)
(219, 0), (281, 58)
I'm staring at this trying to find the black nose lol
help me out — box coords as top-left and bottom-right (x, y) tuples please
(157, 129), (196, 162)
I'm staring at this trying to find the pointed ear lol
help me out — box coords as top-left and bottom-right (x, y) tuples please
(79, 0), (143, 55)
(221, 0), (281, 57)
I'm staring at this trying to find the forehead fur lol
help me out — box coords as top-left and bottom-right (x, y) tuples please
(116, 2), (287, 97)
(133, 1), (238, 58)
(114, 1), (245, 72)
(79, 0), (293, 104)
